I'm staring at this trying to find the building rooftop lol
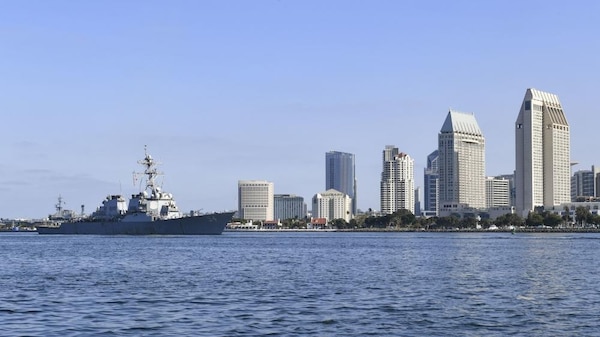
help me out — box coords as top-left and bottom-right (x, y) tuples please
(440, 110), (483, 136)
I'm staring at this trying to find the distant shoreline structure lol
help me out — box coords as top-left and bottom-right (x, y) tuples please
(224, 227), (600, 233)
(3, 227), (600, 234)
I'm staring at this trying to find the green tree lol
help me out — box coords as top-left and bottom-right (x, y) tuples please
(495, 213), (524, 227)
(543, 212), (563, 228)
(562, 205), (572, 224)
(364, 215), (386, 228)
(494, 214), (509, 227)
(525, 212), (544, 227)
(575, 206), (591, 225)
(418, 216), (436, 230)
(589, 214), (600, 226)
(479, 218), (492, 229)
(281, 218), (293, 229)
(436, 216), (459, 229)
(389, 209), (416, 227)
(424, 216), (440, 230)
(353, 213), (369, 228)
(330, 218), (348, 229)
(460, 217), (478, 229)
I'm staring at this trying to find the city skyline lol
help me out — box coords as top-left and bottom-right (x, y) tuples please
(0, 1), (598, 218)
(0, 87), (592, 220)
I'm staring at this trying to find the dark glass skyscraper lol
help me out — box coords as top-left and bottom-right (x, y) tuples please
(325, 151), (356, 215)
(424, 150), (439, 214)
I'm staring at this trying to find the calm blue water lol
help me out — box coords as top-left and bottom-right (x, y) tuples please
(1, 231), (599, 336)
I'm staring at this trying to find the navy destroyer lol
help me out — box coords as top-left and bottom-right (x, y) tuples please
(37, 147), (234, 235)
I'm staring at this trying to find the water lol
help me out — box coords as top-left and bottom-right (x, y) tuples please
(2, 231), (599, 336)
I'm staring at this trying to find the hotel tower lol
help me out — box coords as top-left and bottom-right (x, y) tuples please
(515, 88), (570, 216)
(438, 110), (486, 214)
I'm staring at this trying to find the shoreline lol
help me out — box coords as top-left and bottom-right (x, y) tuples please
(225, 227), (600, 233)
(4, 228), (598, 234)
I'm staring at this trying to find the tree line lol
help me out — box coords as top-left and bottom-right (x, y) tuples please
(239, 205), (600, 230)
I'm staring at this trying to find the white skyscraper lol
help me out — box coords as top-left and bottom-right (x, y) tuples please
(438, 110), (486, 213)
(238, 180), (274, 221)
(515, 88), (570, 216)
(380, 145), (415, 215)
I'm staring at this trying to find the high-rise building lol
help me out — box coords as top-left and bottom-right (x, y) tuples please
(325, 151), (357, 215)
(414, 187), (421, 216)
(424, 150), (439, 214)
(238, 180), (274, 221)
(496, 173), (516, 207)
(312, 189), (352, 223)
(486, 176), (511, 208)
(380, 145), (415, 215)
(438, 110), (486, 213)
(515, 88), (570, 216)
(274, 194), (306, 220)
(571, 166), (600, 201)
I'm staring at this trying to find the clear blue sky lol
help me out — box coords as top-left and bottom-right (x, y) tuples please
(1, 0), (598, 219)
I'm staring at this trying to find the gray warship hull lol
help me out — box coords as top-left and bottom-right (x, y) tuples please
(37, 212), (234, 235)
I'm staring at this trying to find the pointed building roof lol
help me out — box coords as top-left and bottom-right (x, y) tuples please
(440, 110), (482, 136)
(527, 88), (561, 107)
(524, 88), (568, 126)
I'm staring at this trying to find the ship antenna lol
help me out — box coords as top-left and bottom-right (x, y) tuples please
(56, 195), (64, 213)
(135, 146), (163, 196)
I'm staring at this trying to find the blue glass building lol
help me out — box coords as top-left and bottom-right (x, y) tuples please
(424, 149), (439, 214)
(325, 151), (356, 216)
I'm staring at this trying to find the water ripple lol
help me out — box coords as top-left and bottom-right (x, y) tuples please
(2, 232), (600, 336)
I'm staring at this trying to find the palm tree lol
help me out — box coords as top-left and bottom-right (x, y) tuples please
(562, 205), (572, 226)
(575, 206), (591, 226)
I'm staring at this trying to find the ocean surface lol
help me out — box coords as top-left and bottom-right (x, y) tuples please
(1, 231), (599, 337)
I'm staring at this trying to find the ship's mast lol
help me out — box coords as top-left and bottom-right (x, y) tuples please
(55, 195), (64, 213)
(135, 145), (163, 197)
